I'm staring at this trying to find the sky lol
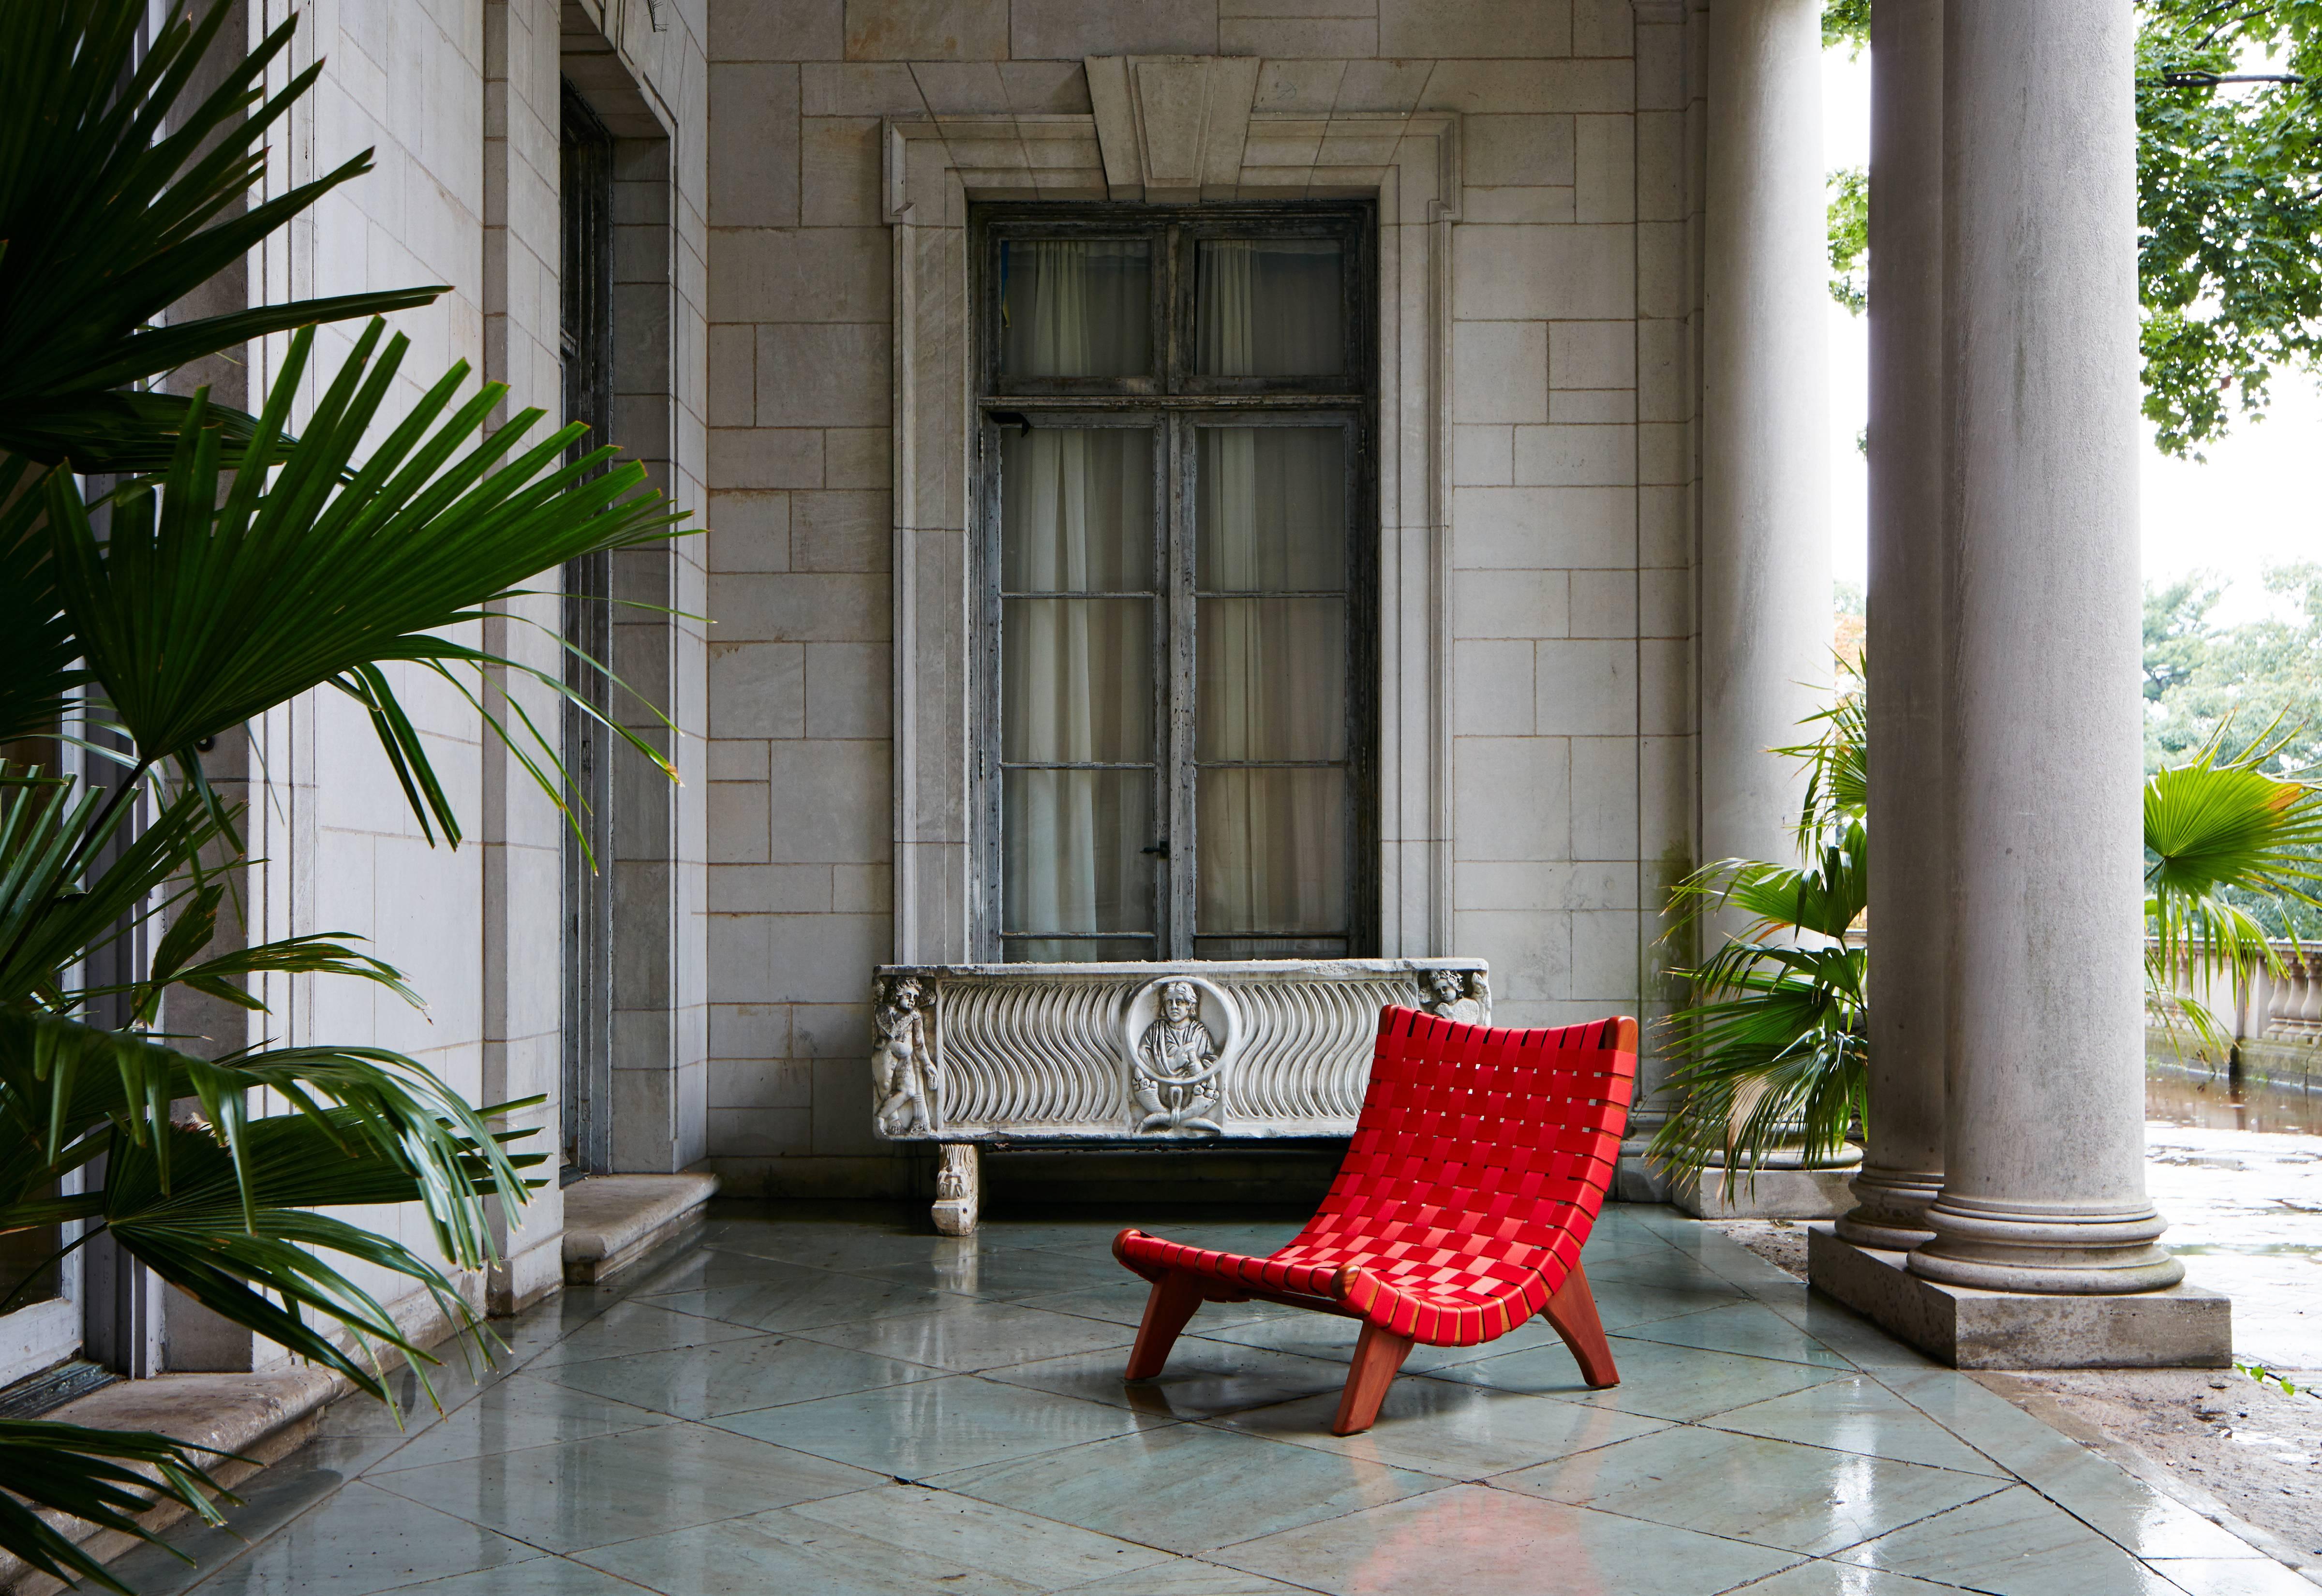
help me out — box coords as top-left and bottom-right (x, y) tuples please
(1822, 49), (2320, 627)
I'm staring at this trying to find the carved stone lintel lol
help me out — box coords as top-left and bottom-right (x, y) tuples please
(932, 1143), (980, 1236)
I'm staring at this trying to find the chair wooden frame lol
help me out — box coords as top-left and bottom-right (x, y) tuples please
(1113, 1008), (1637, 1435)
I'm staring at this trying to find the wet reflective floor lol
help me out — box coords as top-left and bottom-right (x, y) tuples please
(112, 1203), (2314, 1596)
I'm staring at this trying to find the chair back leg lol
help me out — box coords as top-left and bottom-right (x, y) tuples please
(1125, 1270), (1208, 1380)
(1543, 1263), (1620, 1389)
(1330, 1321), (1415, 1435)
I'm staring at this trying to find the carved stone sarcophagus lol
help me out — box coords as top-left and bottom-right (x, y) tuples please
(868, 959), (1490, 1145)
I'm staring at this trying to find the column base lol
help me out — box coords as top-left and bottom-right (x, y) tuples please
(1807, 1227), (2231, 1369)
(1832, 1165), (1943, 1251)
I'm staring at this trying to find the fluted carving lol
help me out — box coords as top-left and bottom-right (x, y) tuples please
(868, 959), (1489, 1142)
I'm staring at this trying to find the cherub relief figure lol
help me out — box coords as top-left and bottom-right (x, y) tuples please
(872, 975), (937, 1136)
(1133, 979), (1225, 1135)
(1420, 966), (1487, 1025)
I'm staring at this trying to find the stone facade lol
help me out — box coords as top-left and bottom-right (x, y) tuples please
(700, 0), (1716, 1198)
(164, 0), (1757, 1348)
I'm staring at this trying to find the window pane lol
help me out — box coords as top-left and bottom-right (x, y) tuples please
(1005, 769), (1156, 937)
(1197, 239), (1344, 377)
(1005, 937), (1154, 963)
(1196, 427), (1345, 591)
(1198, 768), (1347, 935)
(1193, 936), (1350, 960)
(1003, 428), (1153, 592)
(1004, 598), (1153, 762)
(1197, 598), (1345, 762)
(1000, 240), (1152, 377)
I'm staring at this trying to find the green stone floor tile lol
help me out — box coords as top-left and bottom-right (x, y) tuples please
(164, 1480), (539, 1596)
(1430, 1330), (1846, 1421)
(1705, 1375), (2010, 1477)
(789, 1298), (1137, 1372)
(710, 1371), (1171, 1476)
(1615, 1301), (1857, 1370)
(933, 1422), (1447, 1554)
(985, 1336), (1354, 1420)
(1496, 1424), (2008, 1556)
(1212, 1481), (1801, 1596)
(369, 1419), (880, 1552)
(1214, 1374), (1671, 1478)
(1833, 1484), (2189, 1596)
(541, 1330), (944, 1418)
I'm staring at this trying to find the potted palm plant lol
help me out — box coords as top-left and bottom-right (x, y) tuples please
(1649, 666), (2322, 1191)
(0, 3), (684, 1588)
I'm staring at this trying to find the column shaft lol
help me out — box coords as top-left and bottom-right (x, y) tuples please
(1840, 0), (1947, 1251)
(1700, 0), (1831, 877)
(1911, 0), (2180, 1293)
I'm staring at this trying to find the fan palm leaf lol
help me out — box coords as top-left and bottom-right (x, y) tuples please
(0, 0), (442, 469)
(2144, 723), (2322, 1049)
(45, 321), (687, 846)
(0, 1421), (235, 1595)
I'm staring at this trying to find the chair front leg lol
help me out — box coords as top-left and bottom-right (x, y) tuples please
(1331, 1321), (1415, 1436)
(1125, 1269), (1207, 1380)
(1544, 1263), (1620, 1388)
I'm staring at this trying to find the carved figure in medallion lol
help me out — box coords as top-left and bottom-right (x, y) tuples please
(872, 975), (938, 1136)
(1133, 979), (1225, 1135)
(1420, 966), (1487, 1024)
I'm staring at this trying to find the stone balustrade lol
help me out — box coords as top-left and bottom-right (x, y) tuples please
(2151, 938), (2322, 1045)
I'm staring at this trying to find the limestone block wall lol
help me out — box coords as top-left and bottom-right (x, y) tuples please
(208, 0), (709, 1361)
(700, 0), (1703, 1196)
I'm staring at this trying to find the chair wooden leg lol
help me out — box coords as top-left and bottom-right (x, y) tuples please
(1125, 1270), (1206, 1380)
(1331, 1322), (1415, 1436)
(1544, 1264), (1620, 1388)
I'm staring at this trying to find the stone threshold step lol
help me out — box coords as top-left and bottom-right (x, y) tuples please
(561, 1171), (720, 1285)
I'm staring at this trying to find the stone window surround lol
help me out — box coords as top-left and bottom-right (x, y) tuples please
(883, 68), (1461, 966)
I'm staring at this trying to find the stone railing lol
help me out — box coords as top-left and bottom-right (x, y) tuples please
(2149, 936), (2322, 1045)
(867, 958), (1488, 1232)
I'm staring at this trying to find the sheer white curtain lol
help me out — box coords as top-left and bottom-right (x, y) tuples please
(1003, 240), (1149, 378)
(1002, 428), (1152, 959)
(1197, 426), (1347, 949)
(1000, 242), (1156, 958)
(1194, 240), (1349, 950)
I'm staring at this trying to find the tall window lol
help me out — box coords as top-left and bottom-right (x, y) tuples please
(975, 205), (1377, 963)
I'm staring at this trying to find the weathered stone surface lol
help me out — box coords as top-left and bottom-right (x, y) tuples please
(1808, 1227), (2233, 1370)
(561, 1172), (722, 1284)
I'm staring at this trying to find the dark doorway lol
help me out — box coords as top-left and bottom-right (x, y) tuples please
(559, 79), (614, 1179)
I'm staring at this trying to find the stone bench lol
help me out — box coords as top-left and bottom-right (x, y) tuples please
(867, 958), (1489, 1233)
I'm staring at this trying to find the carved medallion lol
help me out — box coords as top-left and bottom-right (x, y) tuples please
(1120, 975), (1243, 1136)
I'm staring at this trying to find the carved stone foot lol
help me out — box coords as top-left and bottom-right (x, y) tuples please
(932, 1143), (980, 1236)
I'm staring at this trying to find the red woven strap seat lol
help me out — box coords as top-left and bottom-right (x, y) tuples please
(1114, 1005), (1638, 1433)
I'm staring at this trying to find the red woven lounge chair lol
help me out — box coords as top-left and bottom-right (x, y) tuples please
(1113, 1006), (1637, 1435)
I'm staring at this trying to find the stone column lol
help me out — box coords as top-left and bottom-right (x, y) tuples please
(1700, 0), (1831, 879)
(1910, 0), (2181, 1293)
(1837, 0), (1947, 1251)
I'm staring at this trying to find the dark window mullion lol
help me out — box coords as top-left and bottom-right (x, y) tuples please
(1164, 412), (1196, 960)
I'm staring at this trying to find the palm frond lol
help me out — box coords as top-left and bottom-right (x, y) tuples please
(0, 0), (442, 468)
(0, 460), (89, 745)
(45, 326), (687, 845)
(0, 1010), (536, 1272)
(0, 1420), (235, 1595)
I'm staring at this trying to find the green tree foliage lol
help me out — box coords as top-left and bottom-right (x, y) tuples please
(2142, 568), (2322, 937)
(1827, 165), (1868, 313)
(1823, 0), (2322, 457)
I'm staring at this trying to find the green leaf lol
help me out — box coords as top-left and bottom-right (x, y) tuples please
(0, 1419), (236, 1594)
(45, 327), (688, 844)
(0, 0), (443, 469)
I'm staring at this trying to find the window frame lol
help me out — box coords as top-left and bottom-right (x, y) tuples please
(970, 200), (1380, 963)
